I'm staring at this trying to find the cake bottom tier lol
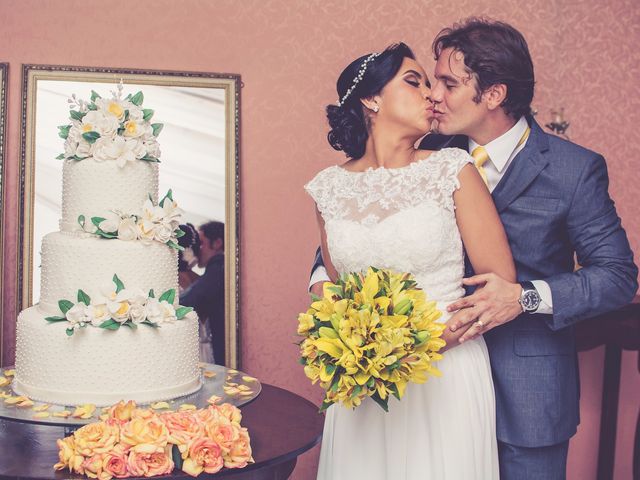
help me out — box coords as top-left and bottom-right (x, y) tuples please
(14, 306), (202, 407)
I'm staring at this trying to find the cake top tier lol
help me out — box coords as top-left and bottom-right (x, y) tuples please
(58, 84), (163, 167)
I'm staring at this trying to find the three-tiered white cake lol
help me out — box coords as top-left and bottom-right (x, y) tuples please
(14, 87), (202, 406)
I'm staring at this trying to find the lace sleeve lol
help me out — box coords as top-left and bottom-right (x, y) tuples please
(438, 148), (474, 210)
(304, 167), (342, 221)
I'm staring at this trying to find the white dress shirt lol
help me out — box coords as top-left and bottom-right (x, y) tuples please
(310, 115), (553, 313)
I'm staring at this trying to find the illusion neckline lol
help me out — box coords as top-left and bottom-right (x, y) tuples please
(335, 149), (445, 174)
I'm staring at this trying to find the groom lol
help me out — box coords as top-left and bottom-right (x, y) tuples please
(309, 18), (637, 479)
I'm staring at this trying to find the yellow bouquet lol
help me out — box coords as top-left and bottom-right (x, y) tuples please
(298, 267), (446, 412)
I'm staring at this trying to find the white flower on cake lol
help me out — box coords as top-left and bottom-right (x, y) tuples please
(57, 84), (163, 166)
(78, 190), (185, 251)
(44, 274), (197, 336)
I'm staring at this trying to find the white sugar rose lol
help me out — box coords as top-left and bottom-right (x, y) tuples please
(66, 303), (89, 325)
(108, 290), (132, 322)
(96, 98), (126, 120)
(144, 298), (164, 324)
(159, 300), (177, 323)
(123, 119), (150, 138)
(154, 223), (174, 244)
(161, 199), (183, 225)
(82, 110), (119, 137)
(94, 136), (145, 168)
(117, 216), (139, 241)
(128, 303), (146, 324)
(138, 219), (156, 245)
(75, 140), (93, 159)
(87, 303), (110, 326)
(98, 211), (122, 234)
(143, 140), (161, 158)
(128, 288), (148, 306)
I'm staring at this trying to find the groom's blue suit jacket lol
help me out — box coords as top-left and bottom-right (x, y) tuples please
(311, 116), (637, 447)
(417, 117), (638, 447)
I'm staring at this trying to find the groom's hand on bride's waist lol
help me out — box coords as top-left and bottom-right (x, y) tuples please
(444, 273), (523, 344)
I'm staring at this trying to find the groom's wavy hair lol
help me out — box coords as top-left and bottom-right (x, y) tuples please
(433, 18), (535, 119)
(326, 43), (415, 159)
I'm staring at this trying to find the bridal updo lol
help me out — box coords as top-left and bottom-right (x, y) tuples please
(326, 42), (415, 159)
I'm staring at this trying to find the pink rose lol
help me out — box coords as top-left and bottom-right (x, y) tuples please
(159, 411), (204, 457)
(182, 436), (224, 476)
(101, 444), (129, 479)
(223, 426), (253, 469)
(126, 444), (174, 477)
(215, 403), (243, 424)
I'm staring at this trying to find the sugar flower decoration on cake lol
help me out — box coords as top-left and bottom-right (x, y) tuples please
(57, 83), (163, 167)
(45, 274), (197, 336)
(78, 190), (185, 251)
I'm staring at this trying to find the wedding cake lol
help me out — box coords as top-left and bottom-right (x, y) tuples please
(13, 86), (202, 406)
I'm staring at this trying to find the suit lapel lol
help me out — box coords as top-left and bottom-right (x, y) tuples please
(491, 118), (550, 213)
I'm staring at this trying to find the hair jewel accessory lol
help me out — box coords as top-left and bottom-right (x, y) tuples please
(337, 52), (381, 107)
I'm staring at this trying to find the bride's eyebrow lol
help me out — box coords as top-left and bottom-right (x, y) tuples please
(403, 69), (422, 78)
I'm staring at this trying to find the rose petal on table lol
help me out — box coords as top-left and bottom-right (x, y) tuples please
(237, 385), (251, 392)
(33, 412), (50, 418)
(0, 377), (11, 387)
(3, 370), (15, 377)
(227, 369), (238, 374)
(72, 404), (96, 418)
(33, 404), (50, 412)
(0, 391), (10, 399)
(150, 401), (171, 410)
(207, 395), (222, 405)
(226, 382), (238, 387)
(4, 396), (28, 405)
(241, 376), (257, 383)
(17, 399), (35, 408)
(52, 410), (72, 418)
(178, 404), (197, 411)
(223, 387), (240, 395)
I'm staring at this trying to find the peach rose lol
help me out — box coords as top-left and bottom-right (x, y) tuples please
(223, 426), (253, 469)
(53, 436), (85, 473)
(120, 415), (168, 448)
(215, 403), (243, 424)
(81, 453), (105, 479)
(126, 444), (174, 477)
(194, 405), (223, 424)
(159, 411), (204, 457)
(182, 436), (224, 476)
(73, 419), (120, 457)
(100, 444), (129, 479)
(107, 400), (137, 424)
(205, 420), (238, 455)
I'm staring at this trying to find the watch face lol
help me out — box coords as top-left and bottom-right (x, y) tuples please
(522, 290), (541, 311)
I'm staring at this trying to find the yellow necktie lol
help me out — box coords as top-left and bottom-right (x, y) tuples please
(471, 126), (532, 188)
(471, 146), (490, 187)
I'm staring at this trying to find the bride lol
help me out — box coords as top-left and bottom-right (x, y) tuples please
(305, 43), (514, 479)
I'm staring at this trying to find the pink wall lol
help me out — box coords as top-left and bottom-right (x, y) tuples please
(1, 1), (638, 478)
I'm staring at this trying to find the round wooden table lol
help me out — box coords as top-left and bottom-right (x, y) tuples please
(0, 383), (324, 480)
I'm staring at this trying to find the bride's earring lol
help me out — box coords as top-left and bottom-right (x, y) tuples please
(372, 105), (379, 113)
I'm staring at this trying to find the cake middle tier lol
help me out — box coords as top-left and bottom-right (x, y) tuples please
(39, 232), (178, 314)
(60, 158), (159, 232)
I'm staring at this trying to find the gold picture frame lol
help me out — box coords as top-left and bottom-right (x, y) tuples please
(18, 64), (241, 368)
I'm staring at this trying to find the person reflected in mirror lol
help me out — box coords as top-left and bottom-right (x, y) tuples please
(178, 222), (213, 363)
(180, 220), (226, 365)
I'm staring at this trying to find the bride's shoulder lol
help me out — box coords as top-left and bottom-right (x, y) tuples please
(304, 164), (345, 200)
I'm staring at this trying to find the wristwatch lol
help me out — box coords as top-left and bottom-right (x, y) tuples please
(518, 281), (541, 313)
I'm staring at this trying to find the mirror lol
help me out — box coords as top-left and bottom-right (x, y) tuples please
(0, 63), (7, 364)
(18, 65), (240, 368)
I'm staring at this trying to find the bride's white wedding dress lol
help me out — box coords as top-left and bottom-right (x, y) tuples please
(305, 148), (499, 480)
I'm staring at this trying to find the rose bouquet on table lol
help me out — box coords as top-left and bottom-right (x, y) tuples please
(298, 267), (446, 412)
(54, 400), (253, 479)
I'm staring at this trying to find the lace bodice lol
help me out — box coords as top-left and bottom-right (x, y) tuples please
(305, 148), (473, 302)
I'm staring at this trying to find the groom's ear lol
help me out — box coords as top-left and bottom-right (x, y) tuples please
(483, 84), (508, 111)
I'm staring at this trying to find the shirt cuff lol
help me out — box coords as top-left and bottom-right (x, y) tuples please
(309, 266), (330, 291)
(531, 280), (553, 314)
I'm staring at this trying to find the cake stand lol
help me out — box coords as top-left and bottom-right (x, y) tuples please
(0, 363), (261, 428)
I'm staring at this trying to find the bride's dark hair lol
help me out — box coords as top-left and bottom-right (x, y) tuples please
(326, 42), (415, 159)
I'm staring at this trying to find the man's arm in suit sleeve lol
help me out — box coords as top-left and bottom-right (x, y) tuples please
(309, 247), (330, 291)
(545, 153), (638, 330)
